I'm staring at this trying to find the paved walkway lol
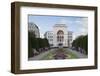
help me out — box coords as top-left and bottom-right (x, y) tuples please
(29, 49), (56, 60)
(29, 48), (87, 60)
(65, 48), (87, 58)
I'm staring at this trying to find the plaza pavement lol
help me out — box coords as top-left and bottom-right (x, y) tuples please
(28, 48), (57, 60)
(29, 48), (87, 60)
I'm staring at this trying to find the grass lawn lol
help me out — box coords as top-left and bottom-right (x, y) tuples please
(41, 51), (55, 60)
(64, 49), (78, 59)
(41, 48), (78, 60)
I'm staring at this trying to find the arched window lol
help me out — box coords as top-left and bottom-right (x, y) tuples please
(57, 30), (64, 35)
(57, 30), (64, 42)
(57, 36), (59, 41)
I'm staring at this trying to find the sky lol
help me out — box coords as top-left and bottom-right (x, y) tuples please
(28, 15), (88, 40)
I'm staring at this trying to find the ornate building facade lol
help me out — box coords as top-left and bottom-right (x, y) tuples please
(44, 23), (73, 48)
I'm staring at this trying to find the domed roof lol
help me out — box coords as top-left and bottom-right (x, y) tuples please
(28, 22), (39, 29)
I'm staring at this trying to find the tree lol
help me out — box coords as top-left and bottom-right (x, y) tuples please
(28, 31), (35, 58)
(43, 38), (50, 47)
(72, 35), (88, 55)
(28, 31), (50, 57)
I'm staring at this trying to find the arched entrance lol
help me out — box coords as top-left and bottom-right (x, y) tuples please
(57, 30), (64, 47)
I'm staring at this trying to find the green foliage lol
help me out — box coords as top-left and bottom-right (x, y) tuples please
(28, 31), (50, 58)
(43, 38), (50, 47)
(28, 31), (34, 58)
(72, 35), (88, 55)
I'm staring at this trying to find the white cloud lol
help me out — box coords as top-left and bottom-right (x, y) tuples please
(73, 17), (88, 40)
(59, 19), (67, 24)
